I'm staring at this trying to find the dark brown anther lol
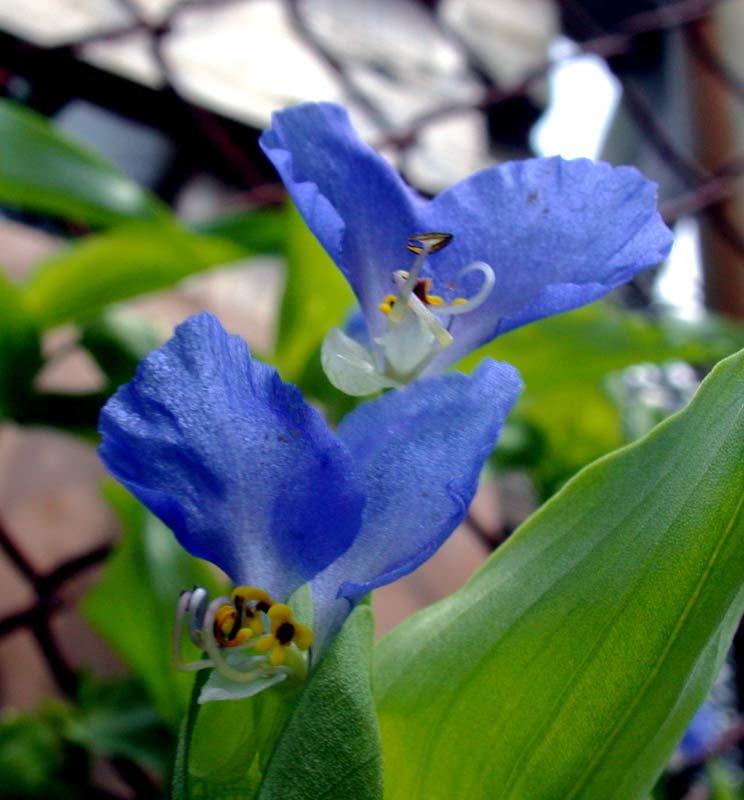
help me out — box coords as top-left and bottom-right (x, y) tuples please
(276, 621), (296, 645)
(406, 232), (453, 254)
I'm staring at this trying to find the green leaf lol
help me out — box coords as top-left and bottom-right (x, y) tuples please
(175, 604), (382, 800)
(173, 669), (210, 800)
(194, 208), (287, 256)
(22, 223), (242, 329)
(0, 99), (166, 226)
(0, 712), (64, 796)
(461, 304), (744, 496)
(183, 676), (299, 799)
(83, 483), (223, 729)
(0, 270), (41, 418)
(708, 760), (739, 800)
(272, 205), (354, 380)
(258, 604), (382, 800)
(375, 347), (744, 800)
(66, 677), (171, 774)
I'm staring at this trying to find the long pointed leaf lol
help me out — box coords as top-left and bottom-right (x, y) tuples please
(0, 99), (166, 226)
(374, 347), (744, 800)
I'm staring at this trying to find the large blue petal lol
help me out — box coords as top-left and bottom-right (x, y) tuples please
(418, 157), (673, 370)
(309, 358), (522, 652)
(262, 105), (672, 374)
(98, 312), (365, 601)
(259, 103), (423, 338)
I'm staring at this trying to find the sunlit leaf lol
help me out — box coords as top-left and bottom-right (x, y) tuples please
(0, 270), (41, 419)
(0, 99), (166, 226)
(22, 223), (242, 329)
(375, 346), (744, 800)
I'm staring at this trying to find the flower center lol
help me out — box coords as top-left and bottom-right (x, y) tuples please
(374, 233), (496, 382)
(319, 232), (496, 396)
(173, 586), (313, 683)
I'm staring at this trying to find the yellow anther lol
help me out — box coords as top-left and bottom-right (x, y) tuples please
(254, 603), (313, 664)
(452, 297), (467, 306)
(226, 628), (253, 648)
(268, 603), (293, 626)
(214, 604), (235, 635)
(230, 586), (273, 635)
(426, 294), (444, 306)
(211, 586), (277, 648)
(293, 625), (313, 651)
(256, 637), (288, 666)
(378, 294), (398, 315)
(231, 586), (272, 608)
(213, 603), (254, 647)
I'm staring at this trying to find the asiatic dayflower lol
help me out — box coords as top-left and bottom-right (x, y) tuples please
(259, 102), (674, 396)
(98, 312), (521, 700)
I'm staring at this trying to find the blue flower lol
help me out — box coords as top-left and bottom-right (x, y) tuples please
(260, 102), (674, 395)
(98, 312), (521, 694)
(678, 701), (719, 762)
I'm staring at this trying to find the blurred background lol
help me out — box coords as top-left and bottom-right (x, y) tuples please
(2, 0), (744, 797)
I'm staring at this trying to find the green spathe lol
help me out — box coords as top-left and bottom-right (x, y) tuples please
(174, 603), (382, 800)
(258, 603), (382, 800)
(375, 347), (744, 799)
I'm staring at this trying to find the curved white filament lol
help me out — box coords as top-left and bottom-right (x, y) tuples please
(173, 590), (215, 673)
(436, 262), (495, 315)
(186, 586), (209, 646)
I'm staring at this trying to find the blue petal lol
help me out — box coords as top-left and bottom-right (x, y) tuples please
(309, 358), (522, 651)
(262, 104), (672, 373)
(420, 157), (673, 370)
(260, 103), (423, 338)
(98, 312), (365, 601)
(679, 701), (718, 761)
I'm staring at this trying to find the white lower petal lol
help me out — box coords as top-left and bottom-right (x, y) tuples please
(199, 653), (292, 703)
(321, 327), (401, 396)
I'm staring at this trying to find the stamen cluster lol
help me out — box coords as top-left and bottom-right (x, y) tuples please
(173, 585), (313, 684)
(322, 232), (496, 396)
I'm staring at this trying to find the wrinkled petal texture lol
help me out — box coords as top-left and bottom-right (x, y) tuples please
(261, 103), (673, 370)
(422, 157), (673, 370)
(259, 103), (423, 338)
(98, 312), (365, 601)
(309, 358), (522, 650)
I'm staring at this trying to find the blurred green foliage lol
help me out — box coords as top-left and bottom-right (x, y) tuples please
(468, 306), (744, 497)
(84, 484), (223, 729)
(0, 676), (171, 798)
(22, 223), (242, 329)
(0, 99), (167, 226)
(0, 270), (41, 419)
